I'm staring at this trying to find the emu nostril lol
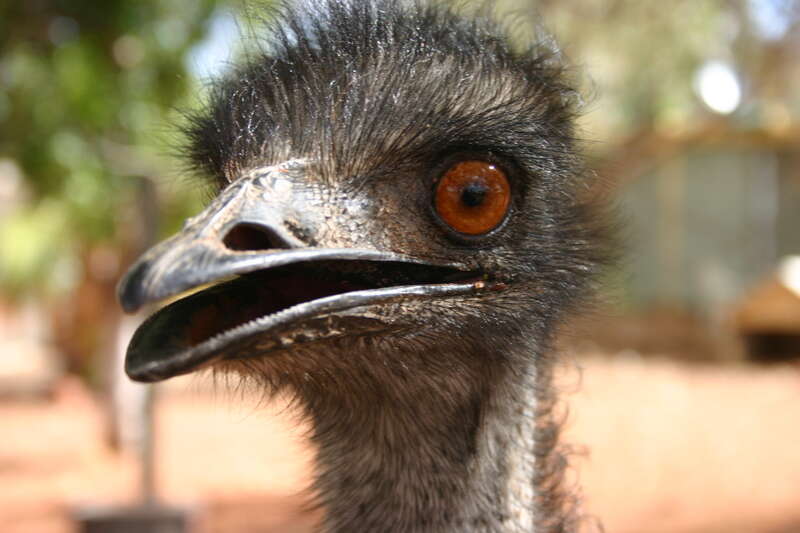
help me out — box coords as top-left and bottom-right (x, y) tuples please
(223, 223), (290, 251)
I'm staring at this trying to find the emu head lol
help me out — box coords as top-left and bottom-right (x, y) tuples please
(118, 0), (601, 405)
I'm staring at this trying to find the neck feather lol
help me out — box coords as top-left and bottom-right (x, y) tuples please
(293, 341), (570, 533)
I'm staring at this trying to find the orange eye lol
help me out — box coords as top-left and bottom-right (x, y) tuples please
(434, 160), (511, 235)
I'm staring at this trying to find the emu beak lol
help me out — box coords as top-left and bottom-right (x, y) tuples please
(117, 160), (480, 383)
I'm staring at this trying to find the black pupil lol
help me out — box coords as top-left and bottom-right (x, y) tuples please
(460, 181), (489, 207)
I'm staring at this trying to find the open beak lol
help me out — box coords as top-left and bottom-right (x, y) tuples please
(117, 161), (482, 383)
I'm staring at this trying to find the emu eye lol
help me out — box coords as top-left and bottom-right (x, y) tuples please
(434, 160), (511, 235)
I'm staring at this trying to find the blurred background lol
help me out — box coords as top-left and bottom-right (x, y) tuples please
(1, 0), (799, 532)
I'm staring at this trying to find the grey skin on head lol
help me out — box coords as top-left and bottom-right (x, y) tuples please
(117, 1), (609, 532)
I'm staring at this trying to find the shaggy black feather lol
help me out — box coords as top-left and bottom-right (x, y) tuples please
(179, 1), (612, 532)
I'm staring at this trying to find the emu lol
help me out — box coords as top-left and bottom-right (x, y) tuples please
(118, 1), (608, 531)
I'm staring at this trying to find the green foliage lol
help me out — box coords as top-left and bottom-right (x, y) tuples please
(0, 0), (223, 296)
(0, 199), (70, 296)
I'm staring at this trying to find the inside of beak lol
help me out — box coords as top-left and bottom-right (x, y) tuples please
(137, 259), (477, 356)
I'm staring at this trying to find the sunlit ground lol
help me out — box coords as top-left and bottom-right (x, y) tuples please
(1, 355), (799, 533)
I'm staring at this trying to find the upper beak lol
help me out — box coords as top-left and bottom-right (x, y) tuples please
(117, 160), (480, 382)
(119, 160), (432, 313)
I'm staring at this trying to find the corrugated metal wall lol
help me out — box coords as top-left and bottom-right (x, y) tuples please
(619, 147), (799, 317)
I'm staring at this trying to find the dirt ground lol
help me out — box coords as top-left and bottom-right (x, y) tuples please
(1, 355), (799, 533)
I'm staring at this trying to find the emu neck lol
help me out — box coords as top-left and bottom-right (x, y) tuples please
(302, 345), (540, 533)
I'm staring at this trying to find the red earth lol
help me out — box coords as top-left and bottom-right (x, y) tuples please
(1, 356), (799, 533)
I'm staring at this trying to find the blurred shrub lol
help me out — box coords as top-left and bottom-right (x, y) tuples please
(0, 0), (224, 298)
